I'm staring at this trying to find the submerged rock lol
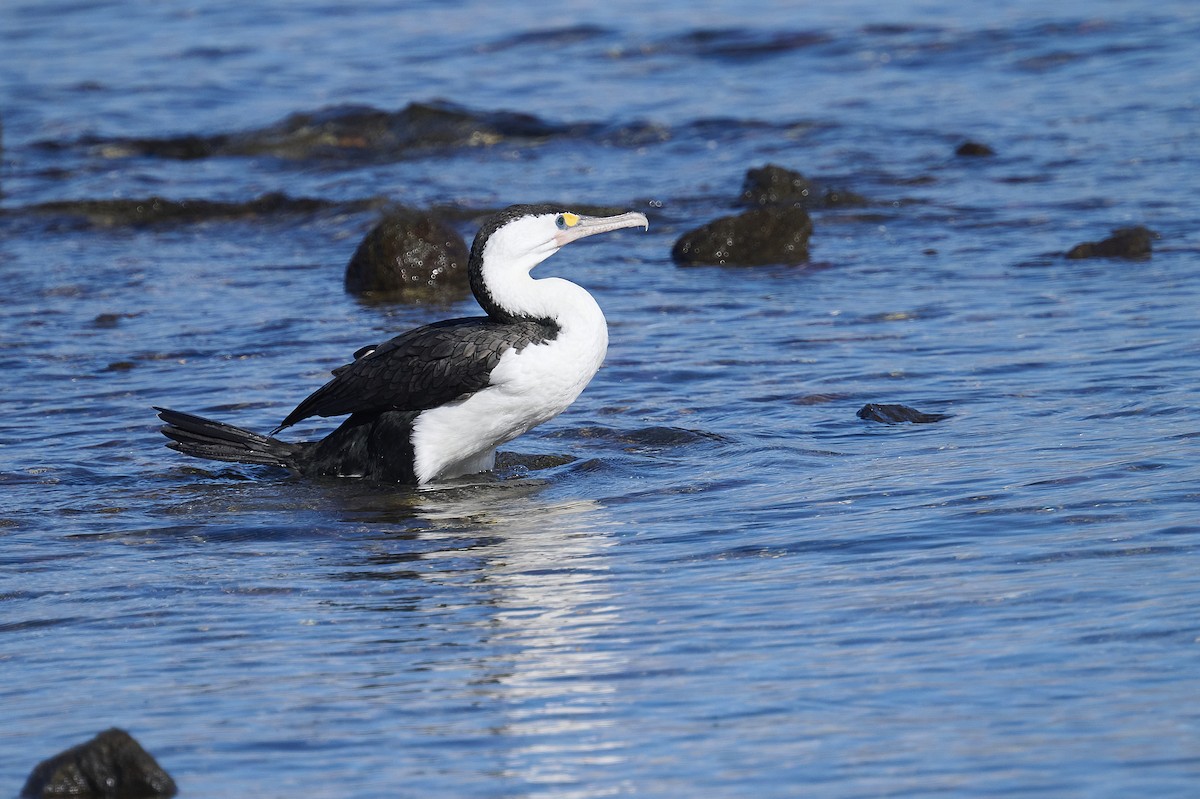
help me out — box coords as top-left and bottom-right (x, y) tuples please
(54, 101), (588, 162)
(1066, 226), (1157, 260)
(857, 403), (950, 424)
(26, 192), (369, 228)
(546, 424), (725, 447)
(660, 28), (835, 60)
(739, 163), (867, 209)
(740, 164), (817, 206)
(92, 312), (139, 328)
(494, 452), (577, 471)
(672, 206), (813, 266)
(21, 728), (176, 799)
(955, 141), (995, 157)
(344, 208), (470, 299)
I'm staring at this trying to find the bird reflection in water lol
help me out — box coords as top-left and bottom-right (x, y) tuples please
(416, 488), (631, 785)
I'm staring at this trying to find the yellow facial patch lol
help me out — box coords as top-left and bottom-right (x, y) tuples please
(560, 212), (580, 227)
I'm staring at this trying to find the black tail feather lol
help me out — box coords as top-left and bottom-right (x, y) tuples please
(155, 407), (303, 469)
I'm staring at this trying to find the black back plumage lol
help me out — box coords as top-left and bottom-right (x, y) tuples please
(275, 315), (557, 431)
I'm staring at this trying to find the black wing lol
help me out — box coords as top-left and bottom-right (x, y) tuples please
(275, 316), (556, 431)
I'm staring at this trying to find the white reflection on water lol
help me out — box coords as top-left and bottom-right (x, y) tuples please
(416, 489), (630, 794)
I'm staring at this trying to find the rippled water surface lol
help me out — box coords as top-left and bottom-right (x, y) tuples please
(3, 1), (1200, 796)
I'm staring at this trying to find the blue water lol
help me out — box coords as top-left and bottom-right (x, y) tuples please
(3, 1), (1200, 796)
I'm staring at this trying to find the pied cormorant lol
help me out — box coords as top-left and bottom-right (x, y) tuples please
(156, 204), (648, 484)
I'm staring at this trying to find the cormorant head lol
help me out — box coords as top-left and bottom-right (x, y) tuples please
(469, 204), (649, 321)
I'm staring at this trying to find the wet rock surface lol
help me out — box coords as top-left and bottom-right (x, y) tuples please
(21, 728), (176, 799)
(739, 163), (817, 206)
(1066, 226), (1157, 260)
(344, 208), (470, 299)
(857, 403), (950, 424)
(671, 205), (813, 266)
(738, 163), (868, 209)
(41, 101), (608, 162)
(955, 140), (995, 157)
(494, 452), (577, 471)
(672, 163), (868, 266)
(24, 192), (375, 228)
(549, 425), (726, 448)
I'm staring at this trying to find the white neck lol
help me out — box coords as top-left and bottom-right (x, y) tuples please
(480, 236), (592, 315)
(484, 254), (609, 378)
(506, 270), (604, 325)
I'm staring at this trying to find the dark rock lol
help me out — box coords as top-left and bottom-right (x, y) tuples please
(495, 452), (577, 471)
(672, 206), (813, 266)
(59, 101), (587, 162)
(27, 192), (370, 228)
(93, 313), (126, 328)
(740, 164), (816, 206)
(225, 101), (569, 158)
(21, 728), (176, 799)
(857, 403), (950, 424)
(1066, 226), (1157, 260)
(547, 425), (726, 447)
(955, 141), (995, 157)
(344, 208), (470, 299)
(92, 312), (141, 328)
(655, 29), (835, 60)
(739, 163), (868, 209)
(483, 24), (612, 52)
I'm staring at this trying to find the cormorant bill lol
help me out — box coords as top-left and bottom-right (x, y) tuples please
(156, 204), (649, 485)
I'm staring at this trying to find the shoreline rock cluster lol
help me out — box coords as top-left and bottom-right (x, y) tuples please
(10, 107), (1163, 289)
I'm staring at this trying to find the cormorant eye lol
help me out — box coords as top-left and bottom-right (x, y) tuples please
(555, 213), (579, 230)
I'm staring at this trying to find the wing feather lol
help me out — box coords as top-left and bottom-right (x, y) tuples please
(275, 316), (556, 431)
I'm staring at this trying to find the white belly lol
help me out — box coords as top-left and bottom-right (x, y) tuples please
(410, 324), (607, 484)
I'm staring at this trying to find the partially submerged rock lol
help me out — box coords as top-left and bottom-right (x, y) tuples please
(21, 728), (176, 799)
(51, 101), (587, 162)
(494, 452), (577, 471)
(672, 206), (812, 266)
(740, 163), (816, 206)
(674, 163), (869, 266)
(26, 192), (368, 228)
(857, 403), (950, 424)
(344, 208), (470, 299)
(1066, 226), (1157, 260)
(955, 141), (995, 157)
(545, 425), (725, 448)
(92, 312), (139, 328)
(739, 163), (867, 208)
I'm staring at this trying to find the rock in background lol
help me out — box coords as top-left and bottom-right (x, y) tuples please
(672, 163), (864, 267)
(671, 206), (813, 266)
(1066, 226), (1157, 260)
(344, 207), (470, 299)
(21, 728), (176, 799)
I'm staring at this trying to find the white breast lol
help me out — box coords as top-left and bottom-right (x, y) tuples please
(410, 279), (608, 485)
